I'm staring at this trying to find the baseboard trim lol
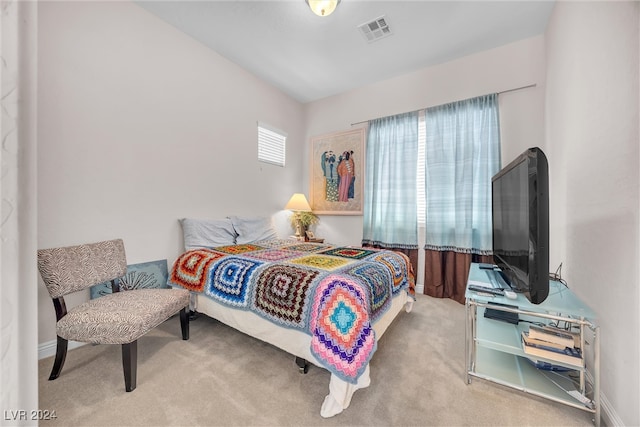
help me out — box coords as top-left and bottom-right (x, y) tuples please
(415, 283), (424, 294)
(38, 339), (86, 360)
(600, 392), (623, 427)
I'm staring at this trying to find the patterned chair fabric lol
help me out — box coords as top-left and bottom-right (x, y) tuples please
(38, 239), (128, 299)
(38, 238), (190, 344)
(57, 288), (190, 344)
(37, 238), (190, 391)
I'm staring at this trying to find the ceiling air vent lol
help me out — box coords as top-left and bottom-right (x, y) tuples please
(357, 15), (392, 43)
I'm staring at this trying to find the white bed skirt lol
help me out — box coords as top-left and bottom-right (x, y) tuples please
(193, 290), (413, 417)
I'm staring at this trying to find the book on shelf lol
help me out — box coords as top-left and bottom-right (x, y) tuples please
(521, 332), (584, 367)
(528, 325), (580, 348)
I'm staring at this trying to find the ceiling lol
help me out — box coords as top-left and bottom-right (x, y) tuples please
(136, 1), (555, 103)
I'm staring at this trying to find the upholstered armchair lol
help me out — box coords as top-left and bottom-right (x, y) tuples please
(37, 239), (190, 392)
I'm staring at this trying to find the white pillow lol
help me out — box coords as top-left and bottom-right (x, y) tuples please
(228, 215), (278, 244)
(179, 218), (237, 250)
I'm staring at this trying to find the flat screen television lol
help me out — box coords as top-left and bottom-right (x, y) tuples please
(492, 147), (549, 305)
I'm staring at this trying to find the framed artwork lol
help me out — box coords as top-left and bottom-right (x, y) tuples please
(310, 128), (365, 215)
(90, 259), (169, 299)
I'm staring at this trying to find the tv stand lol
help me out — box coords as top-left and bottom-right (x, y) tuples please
(465, 263), (600, 426)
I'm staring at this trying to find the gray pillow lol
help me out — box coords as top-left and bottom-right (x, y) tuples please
(179, 218), (237, 250)
(228, 215), (278, 244)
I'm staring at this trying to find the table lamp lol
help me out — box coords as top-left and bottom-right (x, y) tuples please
(285, 193), (312, 238)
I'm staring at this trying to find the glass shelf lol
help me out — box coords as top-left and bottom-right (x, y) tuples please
(475, 307), (585, 371)
(465, 263), (599, 425)
(466, 264), (597, 321)
(473, 347), (590, 409)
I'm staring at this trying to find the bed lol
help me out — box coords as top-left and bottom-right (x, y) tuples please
(168, 217), (415, 417)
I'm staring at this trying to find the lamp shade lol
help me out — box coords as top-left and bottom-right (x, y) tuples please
(306, 0), (340, 17)
(285, 193), (312, 211)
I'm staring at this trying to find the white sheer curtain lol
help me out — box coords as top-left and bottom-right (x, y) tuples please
(362, 112), (419, 249)
(424, 94), (500, 255)
(1, 1), (39, 422)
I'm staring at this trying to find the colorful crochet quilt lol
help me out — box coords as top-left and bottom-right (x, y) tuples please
(169, 239), (415, 383)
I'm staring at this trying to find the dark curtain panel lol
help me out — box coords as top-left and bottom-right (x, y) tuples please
(424, 250), (493, 304)
(363, 243), (418, 282)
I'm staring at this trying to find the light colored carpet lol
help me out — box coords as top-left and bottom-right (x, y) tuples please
(39, 294), (595, 426)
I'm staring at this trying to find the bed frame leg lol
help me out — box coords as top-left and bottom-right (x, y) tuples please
(295, 356), (309, 374)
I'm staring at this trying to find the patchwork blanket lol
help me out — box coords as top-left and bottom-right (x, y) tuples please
(169, 239), (415, 383)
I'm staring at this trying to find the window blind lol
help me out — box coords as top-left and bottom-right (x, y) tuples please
(257, 122), (286, 167)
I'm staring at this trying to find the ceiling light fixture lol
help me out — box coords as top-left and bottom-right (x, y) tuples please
(306, 0), (340, 17)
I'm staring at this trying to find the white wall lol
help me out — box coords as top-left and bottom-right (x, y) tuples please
(545, 2), (639, 426)
(304, 36), (546, 247)
(37, 1), (305, 344)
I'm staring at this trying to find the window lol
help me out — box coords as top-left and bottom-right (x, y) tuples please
(363, 94), (499, 253)
(417, 110), (426, 226)
(257, 122), (286, 167)
(423, 94), (500, 254)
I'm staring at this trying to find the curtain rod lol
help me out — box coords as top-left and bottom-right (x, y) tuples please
(350, 83), (537, 127)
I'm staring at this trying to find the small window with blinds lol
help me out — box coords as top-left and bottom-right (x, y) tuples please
(257, 122), (286, 167)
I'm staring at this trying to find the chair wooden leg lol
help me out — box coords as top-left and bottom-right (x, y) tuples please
(122, 341), (137, 392)
(180, 307), (189, 340)
(49, 336), (68, 380)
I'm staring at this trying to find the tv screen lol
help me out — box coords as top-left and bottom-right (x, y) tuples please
(492, 147), (549, 305)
